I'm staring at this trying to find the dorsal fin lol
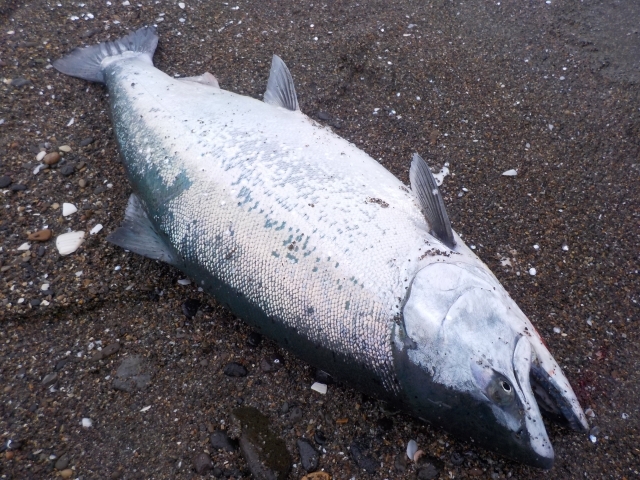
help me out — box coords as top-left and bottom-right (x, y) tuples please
(264, 55), (299, 111)
(410, 153), (456, 249)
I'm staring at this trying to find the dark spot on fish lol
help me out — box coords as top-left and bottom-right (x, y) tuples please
(131, 82), (135, 87)
(367, 197), (389, 208)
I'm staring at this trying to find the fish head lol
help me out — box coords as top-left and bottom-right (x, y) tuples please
(393, 261), (588, 468)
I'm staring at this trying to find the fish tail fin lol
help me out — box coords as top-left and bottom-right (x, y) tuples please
(53, 26), (158, 84)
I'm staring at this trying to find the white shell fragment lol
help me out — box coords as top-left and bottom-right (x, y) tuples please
(41, 283), (50, 291)
(502, 169), (518, 176)
(17, 242), (30, 251)
(140, 405), (152, 412)
(406, 439), (418, 461)
(62, 202), (78, 217)
(56, 231), (85, 256)
(177, 278), (191, 285)
(81, 418), (93, 428)
(90, 223), (103, 235)
(310, 382), (327, 394)
(36, 151), (46, 161)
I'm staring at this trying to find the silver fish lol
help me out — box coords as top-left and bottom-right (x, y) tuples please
(54, 27), (588, 468)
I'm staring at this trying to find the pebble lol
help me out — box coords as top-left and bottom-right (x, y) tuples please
(36, 150), (46, 161)
(246, 331), (262, 348)
(192, 452), (213, 475)
(450, 451), (464, 466)
(260, 353), (284, 372)
(58, 145), (72, 152)
(62, 203), (78, 216)
(81, 417), (92, 428)
(313, 430), (327, 446)
(60, 469), (74, 479)
(350, 440), (377, 473)
(90, 224), (103, 235)
(56, 231), (85, 255)
(223, 362), (248, 377)
(297, 438), (319, 471)
(302, 473), (331, 480)
(17, 242), (30, 251)
(91, 342), (120, 361)
(10, 183), (27, 191)
(113, 355), (152, 392)
(60, 164), (75, 176)
(417, 464), (439, 480)
(502, 169), (518, 176)
(311, 382), (327, 394)
(78, 178), (87, 188)
(317, 111), (331, 121)
(406, 439), (418, 460)
(0, 175), (12, 188)
(529, 267), (537, 276)
(181, 298), (201, 319)
(27, 229), (52, 241)
(55, 453), (70, 470)
(42, 372), (57, 386)
(11, 77), (30, 87)
(80, 136), (95, 147)
(43, 152), (61, 165)
(209, 430), (237, 452)
(288, 405), (303, 423)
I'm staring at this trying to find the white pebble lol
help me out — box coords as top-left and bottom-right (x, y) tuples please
(55, 231), (85, 256)
(81, 418), (92, 428)
(90, 223), (103, 235)
(62, 203), (78, 217)
(36, 151), (46, 161)
(122, 0), (130, 5)
(178, 2), (185, 8)
(533, 244), (540, 250)
(310, 382), (327, 394)
(553, 327), (561, 334)
(66, 117), (75, 126)
(529, 267), (537, 276)
(17, 242), (31, 251)
(41, 283), (50, 291)
(589, 435), (596, 443)
(502, 169), (518, 176)
(141, 405), (152, 412)
(621, 413), (629, 419)
(177, 278), (191, 285)
(58, 145), (71, 152)
(406, 439), (418, 461)
(562, 243), (569, 251)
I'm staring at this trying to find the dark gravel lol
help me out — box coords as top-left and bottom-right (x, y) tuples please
(1, 0), (638, 479)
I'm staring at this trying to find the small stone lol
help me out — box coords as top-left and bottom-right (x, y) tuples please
(10, 183), (27, 191)
(92, 342), (120, 361)
(502, 169), (518, 176)
(192, 452), (213, 475)
(60, 469), (74, 479)
(28, 229), (52, 241)
(288, 405), (303, 423)
(0, 176), (12, 188)
(78, 178), (87, 188)
(417, 463), (439, 480)
(43, 152), (61, 165)
(181, 298), (200, 318)
(113, 355), (152, 392)
(430, 129), (440, 145)
(246, 331), (262, 348)
(11, 77), (31, 87)
(450, 451), (464, 466)
(80, 137), (95, 147)
(313, 430), (327, 446)
(59, 164), (75, 176)
(29, 299), (41, 307)
(55, 453), (70, 470)
(350, 440), (377, 473)
(42, 372), (57, 386)
(209, 430), (237, 452)
(62, 203), (78, 216)
(310, 382), (327, 394)
(55, 359), (69, 371)
(223, 362), (247, 377)
(36, 150), (46, 161)
(302, 473), (331, 480)
(58, 145), (72, 152)
(317, 111), (331, 121)
(297, 438), (319, 471)
(394, 453), (407, 473)
(81, 417), (92, 428)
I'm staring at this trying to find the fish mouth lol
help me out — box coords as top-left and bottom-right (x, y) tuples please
(512, 335), (555, 468)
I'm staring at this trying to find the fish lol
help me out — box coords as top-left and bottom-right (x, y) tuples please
(53, 26), (588, 469)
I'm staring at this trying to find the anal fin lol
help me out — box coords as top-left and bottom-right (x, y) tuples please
(107, 193), (183, 268)
(264, 55), (299, 111)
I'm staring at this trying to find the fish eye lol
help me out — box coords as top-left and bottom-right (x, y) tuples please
(487, 375), (515, 406)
